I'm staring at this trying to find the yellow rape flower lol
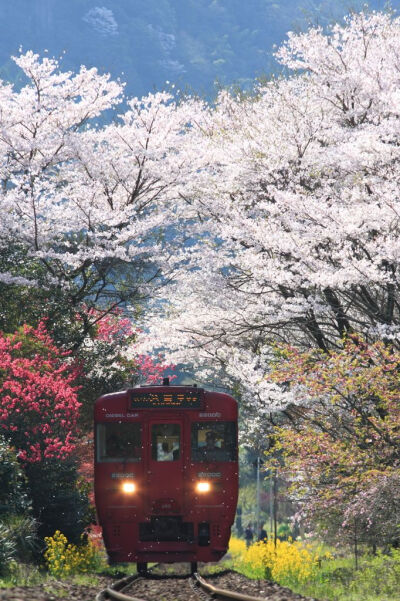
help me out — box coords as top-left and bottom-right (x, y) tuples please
(229, 535), (319, 586)
(44, 531), (106, 578)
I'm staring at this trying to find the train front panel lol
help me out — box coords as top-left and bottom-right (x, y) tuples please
(94, 386), (238, 564)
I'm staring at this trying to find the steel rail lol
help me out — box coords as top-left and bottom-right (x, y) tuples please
(95, 573), (143, 601)
(96, 563), (163, 601)
(100, 586), (145, 601)
(193, 573), (267, 601)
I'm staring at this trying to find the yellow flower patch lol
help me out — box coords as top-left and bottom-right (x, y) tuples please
(44, 530), (106, 578)
(229, 536), (319, 586)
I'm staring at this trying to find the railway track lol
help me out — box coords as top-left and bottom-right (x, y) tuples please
(95, 566), (315, 601)
(95, 572), (142, 601)
(191, 573), (274, 601)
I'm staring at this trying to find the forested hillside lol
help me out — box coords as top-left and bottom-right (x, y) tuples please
(0, 0), (387, 96)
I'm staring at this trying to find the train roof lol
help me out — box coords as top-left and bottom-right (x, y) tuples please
(94, 385), (237, 413)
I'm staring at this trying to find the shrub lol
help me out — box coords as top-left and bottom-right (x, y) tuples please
(0, 435), (31, 517)
(25, 458), (93, 545)
(354, 550), (400, 597)
(0, 437), (38, 574)
(277, 523), (292, 541)
(0, 523), (16, 576)
(0, 323), (81, 463)
(44, 531), (106, 578)
(2, 515), (38, 562)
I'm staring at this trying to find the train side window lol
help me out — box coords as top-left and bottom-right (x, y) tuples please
(97, 423), (141, 462)
(151, 424), (181, 461)
(191, 422), (236, 462)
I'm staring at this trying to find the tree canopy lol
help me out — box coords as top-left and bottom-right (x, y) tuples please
(138, 11), (400, 439)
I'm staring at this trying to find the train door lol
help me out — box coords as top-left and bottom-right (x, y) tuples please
(146, 419), (185, 513)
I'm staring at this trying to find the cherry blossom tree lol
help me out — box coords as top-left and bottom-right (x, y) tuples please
(138, 11), (400, 440)
(269, 336), (400, 548)
(0, 50), (200, 351)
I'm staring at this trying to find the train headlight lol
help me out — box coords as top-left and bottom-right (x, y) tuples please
(196, 481), (211, 493)
(121, 481), (136, 494)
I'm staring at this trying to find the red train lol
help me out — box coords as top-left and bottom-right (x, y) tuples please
(94, 380), (238, 573)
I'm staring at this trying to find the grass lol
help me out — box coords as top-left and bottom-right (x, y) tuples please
(0, 558), (136, 589)
(97, 562), (138, 577)
(0, 562), (46, 588)
(228, 541), (400, 601)
(291, 552), (400, 601)
(203, 559), (235, 574)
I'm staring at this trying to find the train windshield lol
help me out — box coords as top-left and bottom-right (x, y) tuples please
(191, 422), (237, 462)
(97, 423), (141, 462)
(151, 424), (181, 461)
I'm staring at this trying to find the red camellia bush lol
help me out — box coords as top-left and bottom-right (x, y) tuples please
(0, 322), (81, 463)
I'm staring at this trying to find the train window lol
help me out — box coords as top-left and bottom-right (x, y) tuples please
(151, 424), (181, 462)
(191, 422), (236, 462)
(97, 423), (141, 462)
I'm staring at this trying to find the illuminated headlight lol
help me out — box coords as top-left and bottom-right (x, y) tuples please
(196, 481), (211, 493)
(121, 481), (136, 494)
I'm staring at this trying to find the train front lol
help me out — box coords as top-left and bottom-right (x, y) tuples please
(94, 385), (238, 568)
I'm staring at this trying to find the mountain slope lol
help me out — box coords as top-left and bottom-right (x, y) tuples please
(0, 0), (388, 96)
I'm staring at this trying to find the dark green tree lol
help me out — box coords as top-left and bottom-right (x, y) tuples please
(25, 458), (93, 545)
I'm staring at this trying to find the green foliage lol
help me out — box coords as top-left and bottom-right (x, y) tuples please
(1, 515), (38, 563)
(25, 458), (93, 546)
(0, 246), (54, 336)
(0, 246), (140, 428)
(0, 437), (38, 575)
(0, 561), (44, 587)
(277, 523), (292, 541)
(239, 446), (258, 487)
(0, 436), (30, 517)
(0, 523), (16, 576)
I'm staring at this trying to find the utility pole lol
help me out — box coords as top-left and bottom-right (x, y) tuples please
(255, 456), (260, 538)
(269, 471), (273, 536)
(273, 469), (278, 547)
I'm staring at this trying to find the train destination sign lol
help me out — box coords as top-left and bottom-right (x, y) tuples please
(130, 389), (204, 409)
